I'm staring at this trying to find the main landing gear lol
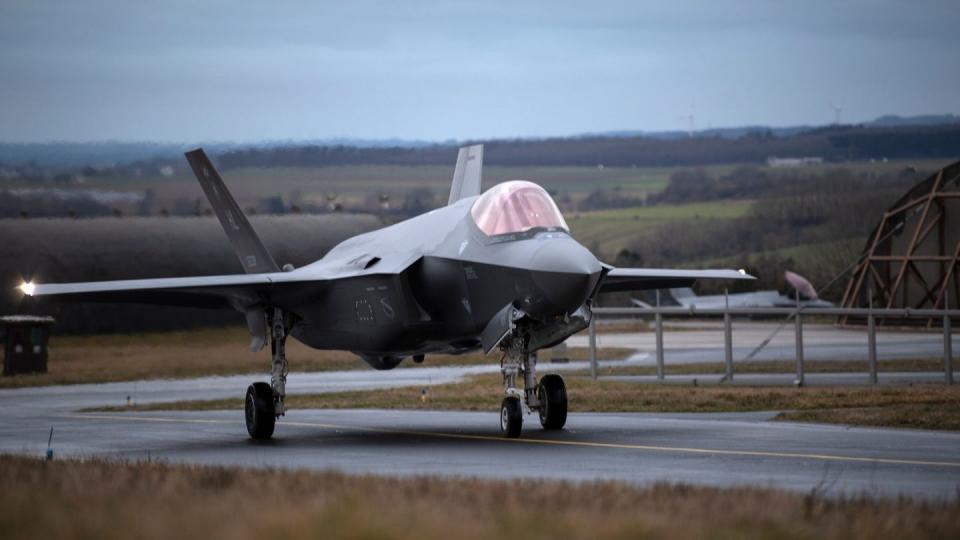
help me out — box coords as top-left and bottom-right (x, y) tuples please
(245, 308), (289, 440)
(499, 336), (568, 438)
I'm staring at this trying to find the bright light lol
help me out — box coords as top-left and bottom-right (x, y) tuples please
(738, 268), (747, 276)
(20, 282), (35, 296)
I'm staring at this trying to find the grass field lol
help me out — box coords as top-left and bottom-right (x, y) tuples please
(0, 326), (631, 389)
(65, 164), (677, 212)
(1, 455), (957, 540)
(98, 371), (960, 431)
(568, 199), (753, 257)
(66, 157), (945, 220)
(33, 157), (949, 267)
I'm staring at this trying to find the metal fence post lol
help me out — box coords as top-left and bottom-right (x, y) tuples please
(589, 314), (598, 381)
(656, 290), (664, 380)
(794, 290), (804, 387)
(724, 289), (733, 381)
(944, 294), (954, 385)
(868, 288), (877, 385)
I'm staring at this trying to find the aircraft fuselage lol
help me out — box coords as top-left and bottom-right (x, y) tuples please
(284, 193), (602, 361)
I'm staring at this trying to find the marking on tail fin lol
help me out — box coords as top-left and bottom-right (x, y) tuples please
(448, 144), (484, 205)
(185, 149), (281, 274)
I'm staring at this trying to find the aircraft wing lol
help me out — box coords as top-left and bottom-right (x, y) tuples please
(21, 271), (328, 310)
(598, 267), (753, 293)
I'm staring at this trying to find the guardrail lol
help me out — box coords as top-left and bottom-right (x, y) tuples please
(586, 306), (958, 385)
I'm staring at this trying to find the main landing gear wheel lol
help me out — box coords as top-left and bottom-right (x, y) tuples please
(538, 374), (568, 430)
(500, 397), (523, 438)
(245, 382), (276, 440)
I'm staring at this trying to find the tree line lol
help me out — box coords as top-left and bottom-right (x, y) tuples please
(215, 124), (960, 169)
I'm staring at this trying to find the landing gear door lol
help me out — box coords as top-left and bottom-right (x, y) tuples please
(481, 303), (519, 354)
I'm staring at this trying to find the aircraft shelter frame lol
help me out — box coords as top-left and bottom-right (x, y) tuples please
(840, 160), (960, 326)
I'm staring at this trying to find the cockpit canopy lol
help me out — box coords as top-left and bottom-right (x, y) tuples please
(470, 180), (569, 237)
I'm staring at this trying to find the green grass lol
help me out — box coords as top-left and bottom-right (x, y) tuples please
(696, 237), (864, 267)
(568, 199), (753, 257)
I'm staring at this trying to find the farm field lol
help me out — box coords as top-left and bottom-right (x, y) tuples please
(568, 199), (754, 257)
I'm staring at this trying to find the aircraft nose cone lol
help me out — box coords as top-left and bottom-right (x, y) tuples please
(529, 239), (602, 316)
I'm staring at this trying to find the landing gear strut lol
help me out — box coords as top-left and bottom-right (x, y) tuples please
(499, 335), (568, 438)
(245, 307), (289, 440)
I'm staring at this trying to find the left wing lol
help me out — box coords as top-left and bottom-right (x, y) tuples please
(20, 271), (328, 310)
(598, 267), (753, 293)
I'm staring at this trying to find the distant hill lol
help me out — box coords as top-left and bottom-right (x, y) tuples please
(215, 123), (960, 169)
(1, 113), (957, 167)
(585, 114), (960, 140)
(865, 114), (960, 127)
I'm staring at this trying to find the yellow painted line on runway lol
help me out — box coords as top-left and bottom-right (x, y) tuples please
(63, 413), (960, 469)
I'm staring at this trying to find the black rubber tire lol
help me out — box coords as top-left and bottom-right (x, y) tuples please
(245, 382), (276, 440)
(500, 396), (523, 438)
(538, 374), (568, 430)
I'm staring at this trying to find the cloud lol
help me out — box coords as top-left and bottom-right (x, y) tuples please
(1, 0), (958, 141)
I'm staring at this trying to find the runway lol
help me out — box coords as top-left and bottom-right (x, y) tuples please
(1, 366), (959, 500)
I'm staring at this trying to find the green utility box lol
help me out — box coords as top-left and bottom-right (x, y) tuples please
(1, 315), (55, 376)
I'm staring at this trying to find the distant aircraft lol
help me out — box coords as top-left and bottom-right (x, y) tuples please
(632, 271), (832, 310)
(21, 145), (752, 439)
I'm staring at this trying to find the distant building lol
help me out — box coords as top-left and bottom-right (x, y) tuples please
(766, 156), (824, 168)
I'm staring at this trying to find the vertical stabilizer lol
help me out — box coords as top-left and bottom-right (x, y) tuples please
(447, 144), (484, 205)
(184, 149), (281, 274)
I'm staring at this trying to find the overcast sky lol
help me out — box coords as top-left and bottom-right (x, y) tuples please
(1, 1), (958, 143)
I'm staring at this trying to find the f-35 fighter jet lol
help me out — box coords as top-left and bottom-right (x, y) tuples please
(21, 145), (752, 439)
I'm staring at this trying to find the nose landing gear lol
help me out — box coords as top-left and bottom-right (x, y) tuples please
(499, 335), (568, 438)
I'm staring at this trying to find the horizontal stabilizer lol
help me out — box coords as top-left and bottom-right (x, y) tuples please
(185, 149), (281, 274)
(448, 144), (484, 205)
(599, 267), (753, 293)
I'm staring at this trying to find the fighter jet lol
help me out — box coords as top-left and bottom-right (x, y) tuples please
(20, 145), (752, 439)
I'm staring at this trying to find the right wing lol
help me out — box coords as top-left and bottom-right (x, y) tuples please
(598, 267), (753, 293)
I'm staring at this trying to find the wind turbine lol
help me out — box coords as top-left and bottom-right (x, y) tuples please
(680, 105), (696, 137)
(830, 103), (843, 125)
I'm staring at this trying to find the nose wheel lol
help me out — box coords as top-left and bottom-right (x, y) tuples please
(500, 397), (523, 437)
(499, 335), (568, 437)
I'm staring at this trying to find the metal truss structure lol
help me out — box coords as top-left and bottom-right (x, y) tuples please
(841, 160), (960, 326)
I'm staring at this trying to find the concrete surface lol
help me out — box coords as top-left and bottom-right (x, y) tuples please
(1, 364), (958, 500)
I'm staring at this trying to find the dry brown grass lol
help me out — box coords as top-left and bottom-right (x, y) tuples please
(0, 325), (628, 388)
(595, 357), (947, 376)
(98, 373), (960, 430)
(1, 454), (957, 540)
(776, 404), (960, 431)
